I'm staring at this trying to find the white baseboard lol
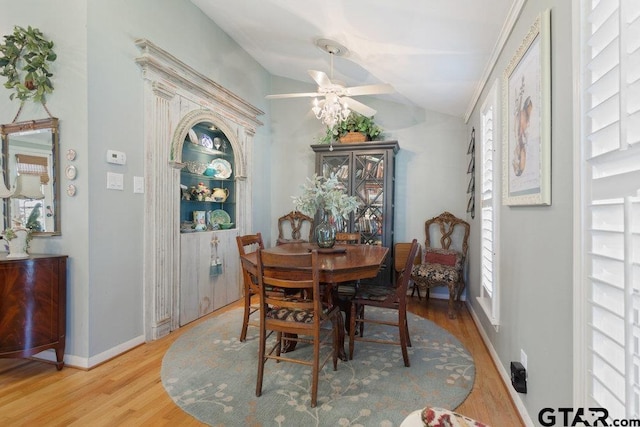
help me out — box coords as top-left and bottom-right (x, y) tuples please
(465, 301), (535, 427)
(32, 334), (146, 369)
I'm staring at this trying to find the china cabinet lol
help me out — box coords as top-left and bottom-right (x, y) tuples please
(0, 254), (68, 369)
(180, 124), (235, 228)
(312, 141), (399, 284)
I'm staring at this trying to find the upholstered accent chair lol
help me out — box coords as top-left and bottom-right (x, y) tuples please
(349, 239), (420, 367)
(400, 406), (489, 427)
(410, 211), (470, 319)
(255, 249), (341, 407)
(276, 211), (314, 245)
(236, 232), (265, 342)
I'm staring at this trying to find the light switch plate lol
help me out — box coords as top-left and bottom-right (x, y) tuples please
(133, 176), (144, 193)
(107, 172), (124, 190)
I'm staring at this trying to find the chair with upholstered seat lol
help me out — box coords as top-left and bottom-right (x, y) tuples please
(276, 210), (314, 245)
(348, 239), (419, 367)
(410, 211), (470, 319)
(236, 233), (265, 342)
(255, 248), (341, 407)
(333, 231), (362, 331)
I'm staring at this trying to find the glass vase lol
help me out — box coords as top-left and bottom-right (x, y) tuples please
(315, 209), (336, 248)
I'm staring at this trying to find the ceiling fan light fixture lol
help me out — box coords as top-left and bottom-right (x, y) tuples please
(312, 95), (350, 129)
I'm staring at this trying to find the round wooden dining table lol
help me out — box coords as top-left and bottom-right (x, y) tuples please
(240, 242), (389, 359)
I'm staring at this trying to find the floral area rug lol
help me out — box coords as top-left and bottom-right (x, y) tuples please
(161, 307), (475, 427)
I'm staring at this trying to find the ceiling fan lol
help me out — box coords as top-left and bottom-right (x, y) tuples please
(265, 39), (394, 119)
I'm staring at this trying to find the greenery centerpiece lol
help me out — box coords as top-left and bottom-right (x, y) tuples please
(292, 173), (359, 248)
(320, 112), (383, 144)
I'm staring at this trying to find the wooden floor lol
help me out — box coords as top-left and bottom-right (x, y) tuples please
(0, 297), (524, 426)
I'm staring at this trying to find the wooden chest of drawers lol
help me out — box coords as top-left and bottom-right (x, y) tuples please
(0, 254), (68, 370)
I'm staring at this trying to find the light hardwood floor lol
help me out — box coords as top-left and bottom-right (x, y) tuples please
(0, 296), (524, 426)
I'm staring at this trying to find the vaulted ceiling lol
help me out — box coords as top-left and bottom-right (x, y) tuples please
(192, 0), (517, 119)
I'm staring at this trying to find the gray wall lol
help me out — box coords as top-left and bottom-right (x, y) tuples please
(466, 0), (574, 422)
(0, 0), (273, 360)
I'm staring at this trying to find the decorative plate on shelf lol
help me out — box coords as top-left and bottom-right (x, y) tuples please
(208, 209), (231, 225)
(188, 129), (199, 145)
(200, 134), (214, 149)
(210, 158), (232, 179)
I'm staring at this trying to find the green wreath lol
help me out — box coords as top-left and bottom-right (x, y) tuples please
(0, 25), (56, 103)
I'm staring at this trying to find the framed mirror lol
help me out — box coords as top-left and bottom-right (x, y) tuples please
(0, 118), (60, 236)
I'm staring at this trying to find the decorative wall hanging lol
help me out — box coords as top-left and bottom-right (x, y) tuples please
(0, 25), (57, 121)
(502, 9), (551, 206)
(466, 127), (475, 219)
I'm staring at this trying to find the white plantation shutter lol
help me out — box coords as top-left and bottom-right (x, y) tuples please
(479, 80), (499, 326)
(579, 0), (640, 418)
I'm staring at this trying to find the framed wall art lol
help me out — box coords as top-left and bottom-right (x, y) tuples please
(502, 9), (551, 206)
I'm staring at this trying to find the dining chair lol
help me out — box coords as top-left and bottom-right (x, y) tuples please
(236, 232), (265, 342)
(334, 231), (362, 332)
(276, 210), (314, 245)
(410, 211), (470, 319)
(348, 239), (419, 367)
(394, 242), (422, 286)
(255, 248), (340, 407)
(335, 232), (360, 245)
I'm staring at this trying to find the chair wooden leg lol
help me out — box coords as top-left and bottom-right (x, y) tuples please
(311, 337), (321, 407)
(240, 290), (251, 342)
(404, 315), (412, 348)
(255, 323), (266, 397)
(332, 317), (339, 371)
(399, 308), (410, 367)
(447, 288), (457, 319)
(348, 302), (357, 360)
(411, 283), (421, 300)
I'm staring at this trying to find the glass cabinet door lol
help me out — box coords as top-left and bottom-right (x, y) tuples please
(319, 154), (351, 232)
(353, 152), (385, 246)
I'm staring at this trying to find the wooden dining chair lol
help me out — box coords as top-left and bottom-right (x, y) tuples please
(333, 231), (362, 331)
(236, 232), (265, 342)
(255, 249), (341, 407)
(335, 232), (360, 245)
(276, 210), (314, 245)
(394, 241), (422, 286)
(348, 239), (419, 367)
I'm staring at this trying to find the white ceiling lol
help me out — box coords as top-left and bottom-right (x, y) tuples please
(192, 0), (516, 118)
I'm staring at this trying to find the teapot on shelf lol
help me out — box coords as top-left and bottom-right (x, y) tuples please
(211, 187), (229, 203)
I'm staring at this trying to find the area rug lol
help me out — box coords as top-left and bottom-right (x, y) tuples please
(161, 307), (475, 427)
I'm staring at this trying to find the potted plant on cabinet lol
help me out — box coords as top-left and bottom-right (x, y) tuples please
(320, 112), (383, 144)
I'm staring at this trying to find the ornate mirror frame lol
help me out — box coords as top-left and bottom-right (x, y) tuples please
(0, 118), (61, 236)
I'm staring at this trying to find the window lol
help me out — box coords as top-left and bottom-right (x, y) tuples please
(478, 79), (500, 327)
(576, 0), (640, 418)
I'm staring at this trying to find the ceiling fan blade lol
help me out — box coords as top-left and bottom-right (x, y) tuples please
(344, 83), (394, 96)
(308, 70), (332, 87)
(341, 97), (377, 117)
(265, 92), (321, 99)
